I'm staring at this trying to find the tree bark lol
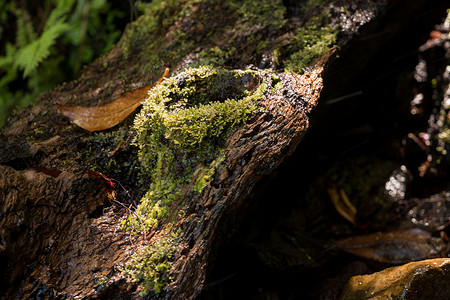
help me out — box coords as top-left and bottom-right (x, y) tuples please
(1, 0), (448, 299)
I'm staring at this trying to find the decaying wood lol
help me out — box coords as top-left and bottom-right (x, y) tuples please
(166, 62), (327, 299)
(1, 0), (449, 299)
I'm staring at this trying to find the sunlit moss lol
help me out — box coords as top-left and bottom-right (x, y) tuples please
(285, 8), (338, 73)
(120, 66), (267, 295)
(126, 66), (266, 231)
(124, 231), (179, 295)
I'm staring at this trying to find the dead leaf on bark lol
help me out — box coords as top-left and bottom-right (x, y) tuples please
(327, 183), (357, 225)
(336, 228), (445, 263)
(57, 68), (169, 132)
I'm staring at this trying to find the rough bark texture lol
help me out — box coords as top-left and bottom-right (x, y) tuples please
(1, 0), (449, 299)
(166, 64), (327, 299)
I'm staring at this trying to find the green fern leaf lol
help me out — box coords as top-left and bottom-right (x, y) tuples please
(15, 21), (70, 78)
(13, 7), (36, 47)
(44, 0), (75, 30)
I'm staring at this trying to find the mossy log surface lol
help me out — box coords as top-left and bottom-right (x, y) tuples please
(1, 0), (448, 299)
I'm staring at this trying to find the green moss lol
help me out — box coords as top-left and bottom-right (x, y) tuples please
(33, 127), (44, 135)
(192, 151), (226, 193)
(108, 0), (336, 293)
(197, 0), (287, 67)
(116, 0), (337, 78)
(198, 46), (237, 67)
(229, 0), (286, 29)
(118, 0), (197, 76)
(124, 231), (179, 295)
(117, 0), (287, 76)
(87, 127), (128, 154)
(126, 66), (266, 231)
(284, 6), (338, 73)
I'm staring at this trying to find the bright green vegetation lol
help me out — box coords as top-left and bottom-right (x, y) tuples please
(124, 231), (179, 295)
(126, 66), (266, 230)
(102, 1), (337, 293)
(0, 0), (126, 126)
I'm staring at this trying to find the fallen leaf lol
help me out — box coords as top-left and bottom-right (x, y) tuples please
(336, 228), (445, 264)
(57, 68), (169, 132)
(327, 183), (357, 225)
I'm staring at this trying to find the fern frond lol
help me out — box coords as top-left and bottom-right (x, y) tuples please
(44, 0), (75, 30)
(15, 21), (70, 77)
(14, 7), (36, 46)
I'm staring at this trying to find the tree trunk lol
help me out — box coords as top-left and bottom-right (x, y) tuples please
(1, 0), (448, 299)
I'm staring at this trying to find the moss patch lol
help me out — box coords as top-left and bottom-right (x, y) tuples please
(115, 0), (338, 81)
(195, 0), (287, 67)
(119, 66), (268, 294)
(116, 0), (288, 76)
(284, 2), (339, 73)
(124, 231), (179, 295)
(126, 66), (266, 231)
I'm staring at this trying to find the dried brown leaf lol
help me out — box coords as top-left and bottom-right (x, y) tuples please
(57, 68), (169, 132)
(336, 228), (444, 264)
(327, 183), (357, 225)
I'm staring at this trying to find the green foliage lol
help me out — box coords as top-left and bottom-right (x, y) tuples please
(0, 0), (126, 126)
(16, 22), (71, 78)
(1, 0), (74, 79)
(125, 66), (266, 231)
(124, 231), (179, 295)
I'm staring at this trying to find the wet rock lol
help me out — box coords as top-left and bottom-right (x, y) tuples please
(340, 258), (450, 300)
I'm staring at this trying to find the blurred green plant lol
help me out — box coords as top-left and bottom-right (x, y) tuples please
(0, 0), (126, 127)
